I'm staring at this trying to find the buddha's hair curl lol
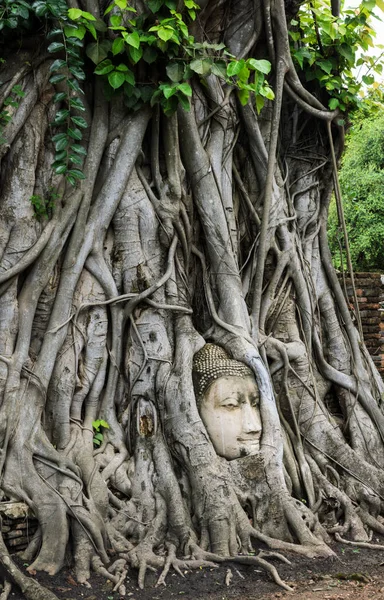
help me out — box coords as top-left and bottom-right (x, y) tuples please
(192, 343), (254, 405)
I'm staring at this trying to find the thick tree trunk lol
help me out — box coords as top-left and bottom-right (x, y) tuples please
(0, 0), (383, 595)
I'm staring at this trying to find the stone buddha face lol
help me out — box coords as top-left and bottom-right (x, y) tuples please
(193, 344), (262, 460)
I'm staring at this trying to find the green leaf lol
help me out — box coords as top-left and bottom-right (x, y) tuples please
(128, 45), (143, 63)
(69, 66), (86, 80)
(68, 8), (96, 20)
(71, 115), (88, 129)
(210, 61), (227, 79)
(55, 149), (67, 161)
(247, 58), (271, 74)
(362, 74), (375, 85)
(166, 62), (184, 82)
(237, 88), (249, 106)
(67, 79), (84, 93)
(162, 84), (178, 99)
(177, 93), (190, 112)
(67, 127), (82, 140)
(64, 25), (86, 40)
(48, 41), (65, 53)
(47, 28), (62, 39)
(49, 73), (66, 85)
(143, 46), (158, 64)
(32, 1), (48, 17)
(54, 164), (67, 174)
(67, 168), (86, 180)
(148, 0), (164, 12)
(69, 97), (86, 111)
(339, 43), (354, 64)
(190, 58), (210, 75)
(255, 94), (264, 114)
(66, 37), (84, 48)
(69, 155), (83, 165)
(54, 136), (69, 151)
(110, 14), (122, 27)
(140, 86), (154, 103)
(94, 59), (115, 75)
(49, 59), (66, 73)
(124, 31), (140, 48)
(54, 109), (70, 125)
(177, 82), (192, 96)
(124, 70), (135, 85)
(162, 95), (178, 116)
(157, 27), (174, 42)
(318, 59), (333, 74)
(53, 92), (67, 103)
(227, 60), (245, 77)
(289, 31), (300, 42)
(86, 22), (97, 40)
(329, 97), (339, 110)
(86, 40), (111, 64)
(260, 85), (274, 100)
(52, 132), (68, 143)
(70, 144), (87, 156)
(112, 37), (125, 55)
(108, 70), (125, 89)
(93, 419), (110, 429)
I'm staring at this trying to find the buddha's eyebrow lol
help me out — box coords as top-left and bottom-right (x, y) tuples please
(220, 393), (241, 402)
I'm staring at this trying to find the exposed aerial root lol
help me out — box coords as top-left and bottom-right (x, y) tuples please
(231, 553), (294, 592)
(249, 526), (335, 559)
(334, 533), (384, 550)
(0, 580), (11, 600)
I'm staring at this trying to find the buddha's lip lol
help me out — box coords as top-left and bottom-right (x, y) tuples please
(237, 437), (261, 442)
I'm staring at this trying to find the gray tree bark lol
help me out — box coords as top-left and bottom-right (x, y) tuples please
(0, 0), (383, 596)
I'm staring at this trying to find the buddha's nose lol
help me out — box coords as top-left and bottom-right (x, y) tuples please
(241, 402), (262, 434)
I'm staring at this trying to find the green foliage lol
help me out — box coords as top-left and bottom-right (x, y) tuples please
(30, 187), (60, 219)
(0, 84), (25, 143)
(290, 0), (384, 112)
(92, 419), (110, 447)
(0, 0), (32, 31)
(0, 0), (273, 184)
(78, 0), (273, 115)
(328, 108), (384, 271)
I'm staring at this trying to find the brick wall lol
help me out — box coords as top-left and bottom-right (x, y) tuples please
(339, 272), (384, 376)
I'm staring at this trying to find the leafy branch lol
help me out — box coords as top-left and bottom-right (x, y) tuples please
(290, 0), (384, 112)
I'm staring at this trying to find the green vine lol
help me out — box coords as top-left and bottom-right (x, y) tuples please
(0, 84), (25, 144)
(30, 187), (60, 220)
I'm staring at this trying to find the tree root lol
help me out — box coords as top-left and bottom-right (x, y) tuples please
(231, 553), (293, 592)
(0, 536), (59, 600)
(0, 580), (11, 600)
(334, 533), (384, 550)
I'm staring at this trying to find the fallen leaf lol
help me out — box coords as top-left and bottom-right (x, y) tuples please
(67, 574), (78, 586)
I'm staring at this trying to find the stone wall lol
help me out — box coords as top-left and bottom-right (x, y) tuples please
(0, 502), (37, 552)
(339, 272), (384, 376)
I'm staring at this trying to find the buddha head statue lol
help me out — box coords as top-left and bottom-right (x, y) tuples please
(193, 344), (262, 460)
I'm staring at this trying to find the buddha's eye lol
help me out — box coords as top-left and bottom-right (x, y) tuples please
(220, 399), (239, 408)
(249, 395), (259, 407)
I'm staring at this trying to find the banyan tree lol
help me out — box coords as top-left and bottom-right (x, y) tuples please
(0, 0), (383, 598)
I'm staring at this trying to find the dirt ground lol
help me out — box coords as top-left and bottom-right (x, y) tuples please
(7, 539), (384, 600)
